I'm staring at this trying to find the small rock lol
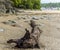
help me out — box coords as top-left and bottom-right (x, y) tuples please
(17, 17), (21, 20)
(40, 17), (44, 19)
(21, 17), (26, 19)
(8, 20), (16, 23)
(0, 28), (4, 32)
(2, 20), (20, 27)
(32, 16), (39, 20)
(2, 20), (16, 25)
(2, 22), (8, 24)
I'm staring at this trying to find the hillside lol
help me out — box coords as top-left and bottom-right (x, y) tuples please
(41, 3), (60, 8)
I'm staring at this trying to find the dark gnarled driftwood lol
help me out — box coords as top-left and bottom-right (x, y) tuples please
(7, 20), (42, 49)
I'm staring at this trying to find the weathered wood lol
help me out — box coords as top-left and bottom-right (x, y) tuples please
(7, 20), (42, 48)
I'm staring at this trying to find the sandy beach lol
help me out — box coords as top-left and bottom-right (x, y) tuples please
(0, 11), (60, 50)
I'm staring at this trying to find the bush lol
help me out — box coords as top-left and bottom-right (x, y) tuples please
(11, 0), (41, 9)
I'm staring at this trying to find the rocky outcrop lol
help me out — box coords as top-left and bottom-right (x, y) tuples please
(0, 0), (18, 14)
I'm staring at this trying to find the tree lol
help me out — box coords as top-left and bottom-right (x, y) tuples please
(11, 0), (21, 7)
(33, 0), (41, 9)
(11, 0), (41, 9)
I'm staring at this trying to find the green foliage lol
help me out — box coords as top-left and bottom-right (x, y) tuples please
(11, 0), (41, 9)
(33, 0), (41, 9)
(11, 0), (21, 7)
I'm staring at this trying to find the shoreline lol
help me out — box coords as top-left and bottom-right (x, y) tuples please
(0, 10), (60, 16)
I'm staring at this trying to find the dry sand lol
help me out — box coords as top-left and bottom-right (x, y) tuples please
(0, 11), (60, 50)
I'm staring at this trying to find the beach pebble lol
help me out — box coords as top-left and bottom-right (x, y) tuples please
(17, 17), (21, 20)
(21, 17), (26, 19)
(0, 28), (4, 32)
(32, 16), (39, 20)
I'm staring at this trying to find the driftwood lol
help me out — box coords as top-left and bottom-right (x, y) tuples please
(7, 20), (42, 48)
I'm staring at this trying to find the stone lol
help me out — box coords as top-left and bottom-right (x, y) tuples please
(0, 28), (4, 32)
(0, 0), (19, 14)
(32, 16), (39, 20)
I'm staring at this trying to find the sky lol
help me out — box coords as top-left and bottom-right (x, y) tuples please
(41, 0), (60, 3)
